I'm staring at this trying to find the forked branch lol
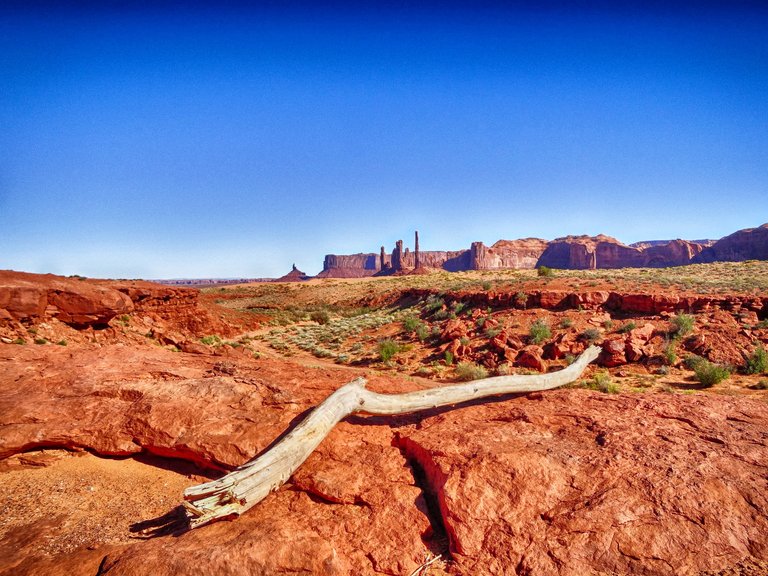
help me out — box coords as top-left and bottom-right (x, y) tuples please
(183, 345), (601, 528)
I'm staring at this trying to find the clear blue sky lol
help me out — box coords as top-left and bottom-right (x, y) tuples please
(2, 2), (767, 278)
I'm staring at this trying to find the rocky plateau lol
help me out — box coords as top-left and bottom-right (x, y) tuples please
(317, 223), (767, 278)
(1, 266), (768, 576)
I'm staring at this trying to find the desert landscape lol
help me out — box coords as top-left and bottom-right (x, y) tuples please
(1, 249), (767, 575)
(3, 2), (767, 575)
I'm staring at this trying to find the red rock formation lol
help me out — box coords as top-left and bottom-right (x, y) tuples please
(471, 238), (549, 270)
(414, 231), (420, 269)
(4, 342), (766, 575)
(392, 240), (404, 272)
(316, 253), (380, 278)
(0, 271), (133, 327)
(694, 223), (768, 263)
(318, 224), (765, 277)
(274, 264), (309, 282)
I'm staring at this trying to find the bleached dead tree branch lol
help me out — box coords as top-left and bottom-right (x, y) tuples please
(183, 345), (601, 528)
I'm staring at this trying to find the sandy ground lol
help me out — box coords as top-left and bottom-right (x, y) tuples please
(0, 450), (212, 573)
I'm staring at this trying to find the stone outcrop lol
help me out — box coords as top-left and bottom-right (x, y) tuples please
(538, 235), (708, 270)
(470, 238), (549, 270)
(3, 342), (767, 575)
(274, 264), (310, 282)
(694, 223), (768, 263)
(318, 224), (766, 277)
(0, 271), (133, 327)
(315, 253), (381, 278)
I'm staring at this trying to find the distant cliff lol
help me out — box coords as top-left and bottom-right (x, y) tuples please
(317, 224), (767, 277)
(693, 223), (768, 263)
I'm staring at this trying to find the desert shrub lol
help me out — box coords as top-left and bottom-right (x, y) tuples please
(559, 318), (573, 329)
(201, 335), (222, 346)
(481, 281), (492, 290)
(746, 346), (768, 375)
(57, 339), (67, 346)
(529, 319), (551, 344)
(415, 324), (430, 342)
(671, 313), (695, 337)
(455, 362), (488, 381)
(756, 319), (768, 329)
(753, 379), (768, 390)
(485, 326), (501, 338)
(34, 338), (48, 345)
(537, 266), (554, 277)
(378, 339), (400, 362)
(425, 295), (445, 313)
(663, 341), (678, 366)
(310, 310), (330, 325)
(12, 338), (26, 345)
(402, 315), (420, 332)
(444, 350), (454, 366)
(583, 371), (619, 393)
(683, 354), (706, 371)
(694, 360), (730, 387)
(580, 328), (602, 343)
(515, 292), (528, 307)
(617, 321), (636, 334)
(564, 354), (576, 365)
(452, 301), (467, 315)
(602, 319), (614, 331)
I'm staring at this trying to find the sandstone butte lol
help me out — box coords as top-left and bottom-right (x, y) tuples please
(1, 269), (768, 576)
(317, 223), (768, 278)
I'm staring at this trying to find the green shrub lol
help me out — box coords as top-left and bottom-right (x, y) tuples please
(746, 346), (768, 375)
(580, 328), (602, 343)
(310, 310), (330, 325)
(455, 362), (488, 381)
(485, 326), (501, 338)
(34, 337), (48, 345)
(756, 319), (768, 329)
(663, 341), (677, 366)
(201, 335), (222, 346)
(57, 339), (67, 346)
(415, 324), (430, 342)
(583, 371), (619, 393)
(425, 295), (445, 313)
(617, 321), (636, 334)
(515, 292), (528, 307)
(481, 281), (492, 290)
(444, 350), (454, 366)
(378, 339), (400, 362)
(537, 266), (554, 277)
(403, 316), (420, 332)
(529, 320), (551, 344)
(671, 313), (695, 337)
(559, 318), (573, 329)
(683, 354), (706, 371)
(694, 360), (730, 387)
(12, 338), (26, 345)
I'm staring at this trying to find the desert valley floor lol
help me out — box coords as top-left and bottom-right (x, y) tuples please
(1, 263), (767, 575)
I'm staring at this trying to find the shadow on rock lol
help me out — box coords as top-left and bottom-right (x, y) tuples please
(129, 505), (189, 539)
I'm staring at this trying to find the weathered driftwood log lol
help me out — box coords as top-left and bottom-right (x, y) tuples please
(183, 345), (601, 528)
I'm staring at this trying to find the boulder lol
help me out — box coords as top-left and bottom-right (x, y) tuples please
(515, 345), (546, 372)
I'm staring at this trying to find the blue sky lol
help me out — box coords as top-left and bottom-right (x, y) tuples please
(1, 2), (767, 278)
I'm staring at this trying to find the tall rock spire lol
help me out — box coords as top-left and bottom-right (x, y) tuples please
(414, 231), (420, 269)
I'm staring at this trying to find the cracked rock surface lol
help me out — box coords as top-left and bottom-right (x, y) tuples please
(1, 341), (768, 575)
